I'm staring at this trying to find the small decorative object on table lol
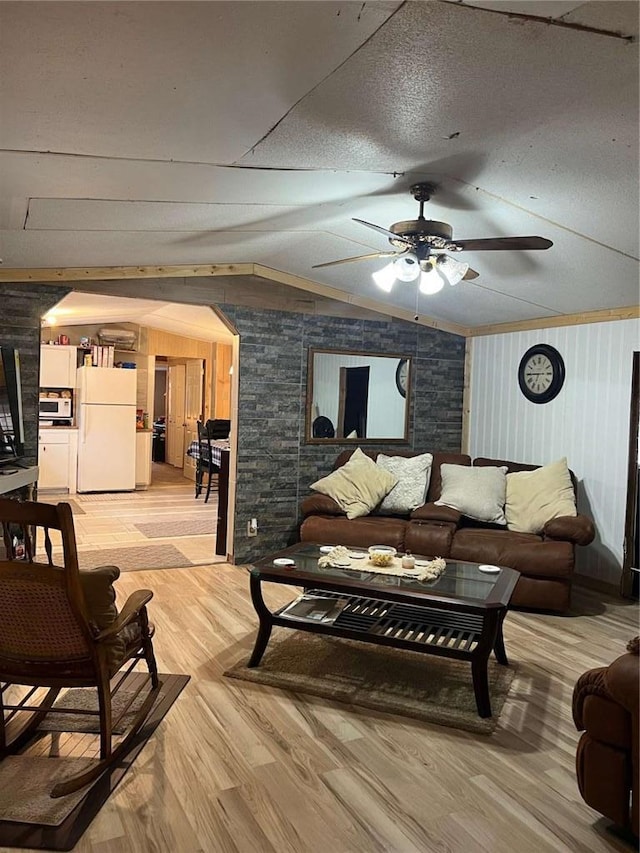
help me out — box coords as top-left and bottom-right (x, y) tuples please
(402, 551), (415, 570)
(368, 545), (397, 567)
(318, 545), (351, 568)
(412, 557), (447, 581)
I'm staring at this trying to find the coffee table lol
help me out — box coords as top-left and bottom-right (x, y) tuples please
(246, 543), (520, 718)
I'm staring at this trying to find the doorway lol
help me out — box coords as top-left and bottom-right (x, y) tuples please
(38, 290), (237, 562)
(338, 365), (369, 438)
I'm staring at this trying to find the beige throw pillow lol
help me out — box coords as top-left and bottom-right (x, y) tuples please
(505, 457), (577, 534)
(376, 453), (433, 514)
(310, 447), (397, 519)
(435, 463), (508, 525)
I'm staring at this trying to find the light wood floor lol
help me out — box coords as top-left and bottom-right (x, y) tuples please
(40, 462), (225, 566)
(6, 565), (636, 853)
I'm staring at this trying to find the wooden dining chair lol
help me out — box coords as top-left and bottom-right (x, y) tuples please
(0, 498), (161, 798)
(195, 419), (219, 504)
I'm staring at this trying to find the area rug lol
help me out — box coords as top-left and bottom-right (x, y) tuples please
(223, 631), (515, 735)
(39, 687), (149, 734)
(133, 516), (217, 539)
(78, 543), (195, 572)
(0, 673), (189, 851)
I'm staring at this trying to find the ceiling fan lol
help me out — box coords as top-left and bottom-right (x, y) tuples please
(312, 182), (553, 294)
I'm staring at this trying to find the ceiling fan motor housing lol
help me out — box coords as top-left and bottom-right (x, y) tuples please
(390, 219), (452, 241)
(389, 219), (454, 254)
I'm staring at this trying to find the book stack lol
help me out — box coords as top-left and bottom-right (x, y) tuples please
(90, 345), (115, 367)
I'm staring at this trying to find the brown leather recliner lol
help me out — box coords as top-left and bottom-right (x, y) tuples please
(572, 637), (640, 838)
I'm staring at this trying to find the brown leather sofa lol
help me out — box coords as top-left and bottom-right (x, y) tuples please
(299, 449), (596, 612)
(572, 638), (639, 838)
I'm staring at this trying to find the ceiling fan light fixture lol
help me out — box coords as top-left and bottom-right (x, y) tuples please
(437, 255), (469, 286)
(393, 254), (420, 282)
(372, 261), (396, 292)
(419, 269), (445, 295)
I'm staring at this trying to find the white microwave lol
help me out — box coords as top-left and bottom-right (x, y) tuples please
(39, 396), (72, 420)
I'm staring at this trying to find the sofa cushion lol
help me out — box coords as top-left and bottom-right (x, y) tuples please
(310, 447), (397, 519)
(300, 514), (407, 551)
(506, 457), (577, 534)
(436, 464), (508, 525)
(300, 493), (345, 517)
(449, 528), (574, 578)
(376, 452), (433, 514)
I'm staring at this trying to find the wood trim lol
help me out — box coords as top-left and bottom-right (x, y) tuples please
(3, 262), (634, 339)
(210, 303), (238, 335)
(468, 305), (640, 337)
(0, 264), (254, 282)
(252, 264), (469, 337)
(461, 338), (472, 455)
(621, 351), (640, 598)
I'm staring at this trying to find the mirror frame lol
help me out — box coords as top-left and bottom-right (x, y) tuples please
(305, 347), (412, 445)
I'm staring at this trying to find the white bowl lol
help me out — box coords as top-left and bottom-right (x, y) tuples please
(368, 545), (397, 556)
(368, 545), (396, 567)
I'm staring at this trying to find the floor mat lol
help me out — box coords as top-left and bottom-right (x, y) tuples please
(0, 673), (189, 848)
(78, 543), (195, 571)
(223, 630), (515, 735)
(133, 517), (217, 539)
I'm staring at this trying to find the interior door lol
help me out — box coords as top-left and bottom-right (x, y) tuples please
(183, 358), (204, 481)
(166, 363), (186, 468)
(337, 366), (369, 438)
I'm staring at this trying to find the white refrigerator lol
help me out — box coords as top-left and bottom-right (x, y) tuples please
(76, 366), (137, 492)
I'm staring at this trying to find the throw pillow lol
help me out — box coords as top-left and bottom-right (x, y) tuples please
(79, 565), (126, 671)
(435, 463), (508, 525)
(79, 565), (120, 630)
(505, 457), (577, 534)
(376, 453), (433, 514)
(310, 447), (397, 519)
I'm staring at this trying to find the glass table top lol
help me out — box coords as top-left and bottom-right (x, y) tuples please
(250, 542), (514, 604)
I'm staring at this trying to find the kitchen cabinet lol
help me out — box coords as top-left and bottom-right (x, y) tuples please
(135, 430), (152, 489)
(38, 429), (78, 493)
(40, 345), (78, 388)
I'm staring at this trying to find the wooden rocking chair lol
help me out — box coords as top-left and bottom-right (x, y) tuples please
(0, 498), (161, 798)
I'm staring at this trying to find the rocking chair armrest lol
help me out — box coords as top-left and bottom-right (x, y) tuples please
(95, 589), (154, 640)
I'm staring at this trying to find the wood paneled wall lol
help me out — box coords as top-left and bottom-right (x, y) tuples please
(468, 318), (640, 587)
(213, 343), (232, 419)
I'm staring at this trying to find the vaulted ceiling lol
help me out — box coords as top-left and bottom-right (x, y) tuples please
(0, 1), (638, 331)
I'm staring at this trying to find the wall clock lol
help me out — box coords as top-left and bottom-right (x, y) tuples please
(395, 358), (409, 398)
(518, 344), (565, 403)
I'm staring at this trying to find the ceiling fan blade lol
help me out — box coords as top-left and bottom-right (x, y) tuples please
(312, 251), (399, 270)
(463, 267), (480, 281)
(453, 236), (553, 251)
(352, 218), (412, 245)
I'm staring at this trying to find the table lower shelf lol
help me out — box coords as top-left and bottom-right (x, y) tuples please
(276, 589), (484, 655)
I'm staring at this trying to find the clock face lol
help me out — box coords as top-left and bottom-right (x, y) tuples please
(518, 344), (565, 403)
(396, 358), (409, 398)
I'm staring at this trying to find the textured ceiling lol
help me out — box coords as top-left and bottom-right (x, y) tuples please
(0, 0), (637, 330)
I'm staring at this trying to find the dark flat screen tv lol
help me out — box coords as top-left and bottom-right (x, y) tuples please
(0, 346), (25, 463)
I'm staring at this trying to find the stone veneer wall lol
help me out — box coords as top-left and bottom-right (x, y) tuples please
(219, 305), (466, 564)
(0, 284), (71, 466)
